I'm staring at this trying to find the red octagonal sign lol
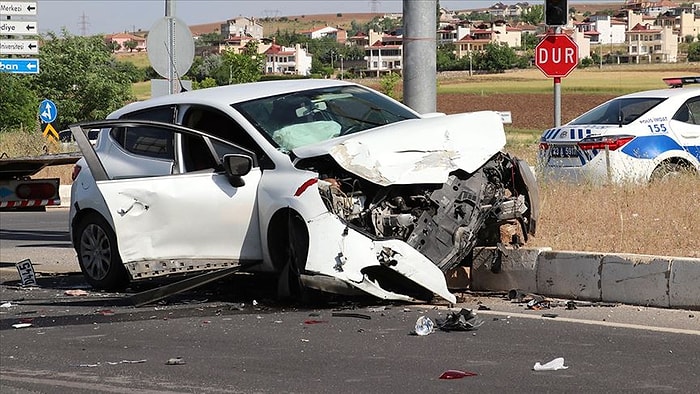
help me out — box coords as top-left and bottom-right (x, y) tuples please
(535, 33), (579, 78)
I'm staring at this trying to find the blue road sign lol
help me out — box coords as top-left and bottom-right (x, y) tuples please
(0, 58), (39, 74)
(39, 99), (57, 123)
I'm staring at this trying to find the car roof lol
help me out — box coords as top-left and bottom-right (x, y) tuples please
(618, 86), (700, 100)
(110, 79), (357, 118)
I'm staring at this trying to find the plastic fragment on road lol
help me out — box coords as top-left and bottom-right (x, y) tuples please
(436, 308), (484, 332)
(1, 302), (13, 308)
(304, 319), (328, 325)
(414, 316), (434, 336)
(12, 323), (32, 329)
(165, 357), (186, 365)
(331, 312), (371, 320)
(533, 357), (569, 371)
(439, 370), (478, 379)
(65, 289), (89, 296)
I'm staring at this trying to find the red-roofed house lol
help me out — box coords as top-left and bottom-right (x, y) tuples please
(626, 23), (678, 62)
(264, 43), (312, 75)
(105, 33), (146, 53)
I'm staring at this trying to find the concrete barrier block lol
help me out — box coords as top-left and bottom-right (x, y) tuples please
(537, 250), (602, 301)
(669, 257), (700, 310)
(470, 247), (546, 293)
(601, 254), (671, 308)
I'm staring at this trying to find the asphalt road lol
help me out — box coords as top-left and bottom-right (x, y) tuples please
(1, 209), (699, 393)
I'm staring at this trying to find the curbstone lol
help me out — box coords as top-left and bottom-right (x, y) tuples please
(669, 257), (700, 310)
(537, 250), (603, 302)
(470, 247), (548, 294)
(600, 254), (671, 308)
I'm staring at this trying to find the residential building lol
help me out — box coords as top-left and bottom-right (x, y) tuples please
(264, 43), (312, 76)
(104, 33), (147, 53)
(221, 17), (263, 39)
(299, 26), (348, 43)
(626, 23), (678, 62)
(364, 31), (403, 75)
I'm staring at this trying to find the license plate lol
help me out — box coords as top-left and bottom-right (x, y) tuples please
(549, 145), (578, 158)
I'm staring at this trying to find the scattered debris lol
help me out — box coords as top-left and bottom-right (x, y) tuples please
(413, 316), (434, 336)
(436, 309), (484, 332)
(65, 289), (89, 296)
(304, 319), (327, 325)
(541, 313), (558, 319)
(106, 359), (146, 365)
(95, 309), (115, 316)
(477, 304), (491, 311)
(1, 302), (14, 308)
(331, 312), (371, 320)
(533, 357), (568, 371)
(439, 369), (478, 379)
(12, 323), (32, 329)
(165, 357), (186, 365)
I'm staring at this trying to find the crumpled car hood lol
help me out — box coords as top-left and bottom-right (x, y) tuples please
(293, 111), (506, 186)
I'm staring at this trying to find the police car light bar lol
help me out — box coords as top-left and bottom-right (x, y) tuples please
(662, 76), (700, 88)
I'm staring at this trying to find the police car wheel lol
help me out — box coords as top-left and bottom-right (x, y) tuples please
(75, 213), (129, 290)
(650, 162), (692, 182)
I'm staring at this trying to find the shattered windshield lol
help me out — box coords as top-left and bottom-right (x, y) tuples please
(570, 97), (665, 126)
(234, 85), (418, 152)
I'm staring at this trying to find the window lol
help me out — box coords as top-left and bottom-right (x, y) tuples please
(571, 97), (665, 126)
(112, 106), (177, 159)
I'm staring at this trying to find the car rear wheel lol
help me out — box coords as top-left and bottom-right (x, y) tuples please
(74, 213), (129, 290)
(650, 161), (694, 182)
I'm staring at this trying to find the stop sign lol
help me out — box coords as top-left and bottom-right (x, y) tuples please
(535, 33), (579, 78)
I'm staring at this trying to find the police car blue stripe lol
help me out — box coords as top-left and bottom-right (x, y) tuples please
(620, 135), (685, 159)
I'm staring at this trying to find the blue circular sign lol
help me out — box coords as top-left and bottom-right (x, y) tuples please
(39, 99), (57, 123)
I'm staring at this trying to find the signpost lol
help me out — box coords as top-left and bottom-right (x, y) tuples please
(0, 57), (38, 73)
(535, 33), (579, 127)
(38, 99), (58, 141)
(0, 0), (39, 74)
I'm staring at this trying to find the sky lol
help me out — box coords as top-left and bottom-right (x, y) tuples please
(32, 0), (624, 36)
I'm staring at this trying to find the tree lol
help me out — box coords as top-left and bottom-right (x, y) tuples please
(30, 30), (134, 129)
(521, 5), (544, 25)
(380, 72), (401, 99)
(474, 43), (519, 73)
(0, 74), (38, 131)
(107, 41), (120, 53)
(688, 42), (700, 62)
(123, 39), (138, 52)
(221, 42), (264, 85)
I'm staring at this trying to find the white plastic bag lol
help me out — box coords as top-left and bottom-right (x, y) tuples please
(533, 357), (569, 371)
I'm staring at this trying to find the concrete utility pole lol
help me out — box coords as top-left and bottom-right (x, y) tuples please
(165, 0), (176, 95)
(402, 0), (437, 114)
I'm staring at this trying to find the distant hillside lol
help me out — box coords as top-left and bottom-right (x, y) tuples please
(189, 12), (383, 37)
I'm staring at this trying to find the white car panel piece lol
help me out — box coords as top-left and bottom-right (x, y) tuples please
(304, 212), (456, 303)
(94, 170), (262, 264)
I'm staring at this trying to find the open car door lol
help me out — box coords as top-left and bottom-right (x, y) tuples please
(70, 120), (263, 280)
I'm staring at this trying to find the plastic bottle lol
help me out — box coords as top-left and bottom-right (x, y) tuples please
(414, 315), (434, 336)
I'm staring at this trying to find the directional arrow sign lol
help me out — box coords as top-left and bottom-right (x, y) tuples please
(0, 20), (37, 35)
(0, 39), (38, 54)
(0, 58), (39, 74)
(39, 99), (57, 123)
(0, 1), (37, 16)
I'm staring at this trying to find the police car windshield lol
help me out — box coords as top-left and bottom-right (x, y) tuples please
(570, 97), (665, 126)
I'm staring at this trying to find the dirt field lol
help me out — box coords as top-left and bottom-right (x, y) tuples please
(437, 93), (616, 130)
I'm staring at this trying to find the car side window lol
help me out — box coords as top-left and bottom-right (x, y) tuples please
(112, 106), (178, 160)
(674, 97), (700, 125)
(182, 106), (264, 161)
(109, 126), (174, 160)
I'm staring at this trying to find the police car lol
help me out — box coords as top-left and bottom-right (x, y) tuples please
(538, 76), (700, 184)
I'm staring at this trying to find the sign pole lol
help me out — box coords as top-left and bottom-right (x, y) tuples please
(554, 76), (561, 127)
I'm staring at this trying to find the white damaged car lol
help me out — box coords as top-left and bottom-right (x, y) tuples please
(68, 79), (538, 304)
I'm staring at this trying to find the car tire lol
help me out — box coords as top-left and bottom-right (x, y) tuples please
(268, 210), (309, 300)
(74, 213), (129, 290)
(650, 161), (693, 182)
